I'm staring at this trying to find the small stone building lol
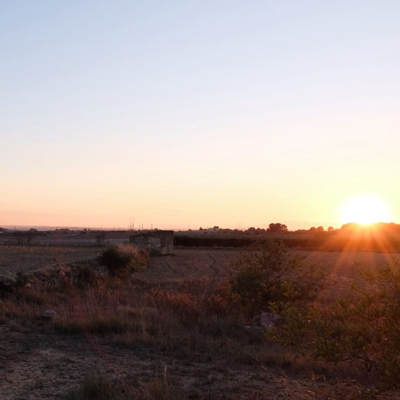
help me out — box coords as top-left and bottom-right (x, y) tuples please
(129, 230), (174, 255)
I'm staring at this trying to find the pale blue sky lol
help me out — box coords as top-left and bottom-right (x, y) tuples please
(1, 1), (399, 229)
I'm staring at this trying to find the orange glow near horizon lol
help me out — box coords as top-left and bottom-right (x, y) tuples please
(340, 196), (391, 226)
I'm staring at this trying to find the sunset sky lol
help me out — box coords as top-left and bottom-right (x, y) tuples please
(1, 1), (399, 230)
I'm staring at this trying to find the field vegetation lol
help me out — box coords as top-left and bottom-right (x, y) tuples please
(1, 235), (400, 398)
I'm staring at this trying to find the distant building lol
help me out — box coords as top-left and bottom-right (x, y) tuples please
(129, 230), (174, 255)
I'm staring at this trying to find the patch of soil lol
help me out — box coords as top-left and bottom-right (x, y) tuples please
(0, 323), (371, 400)
(0, 247), (101, 275)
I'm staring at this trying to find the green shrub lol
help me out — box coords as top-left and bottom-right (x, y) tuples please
(231, 239), (326, 315)
(271, 258), (400, 390)
(98, 245), (148, 276)
(14, 269), (31, 288)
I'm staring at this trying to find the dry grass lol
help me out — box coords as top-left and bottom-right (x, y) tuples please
(0, 266), (371, 389)
(0, 270), (284, 365)
(2, 247), (396, 398)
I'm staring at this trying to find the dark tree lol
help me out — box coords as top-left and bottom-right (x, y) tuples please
(267, 223), (288, 234)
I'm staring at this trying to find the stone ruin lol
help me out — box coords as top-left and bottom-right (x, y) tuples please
(129, 230), (174, 255)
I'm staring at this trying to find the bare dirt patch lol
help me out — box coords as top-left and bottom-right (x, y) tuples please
(0, 246), (102, 274)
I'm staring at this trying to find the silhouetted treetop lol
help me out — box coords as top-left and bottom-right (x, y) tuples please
(267, 223), (288, 234)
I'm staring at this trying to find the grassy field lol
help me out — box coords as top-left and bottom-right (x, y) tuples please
(0, 244), (399, 399)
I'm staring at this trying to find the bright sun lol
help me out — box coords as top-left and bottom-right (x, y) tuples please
(340, 196), (391, 225)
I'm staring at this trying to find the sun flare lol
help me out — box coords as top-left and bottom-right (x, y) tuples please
(340, 196), (391, 225)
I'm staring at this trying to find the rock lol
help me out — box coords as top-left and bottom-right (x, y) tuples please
(41, 310), (58, 320)
(260, 312), (281, 330)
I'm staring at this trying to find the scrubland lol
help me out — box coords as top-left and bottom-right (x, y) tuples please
(1, 241), (400, 399)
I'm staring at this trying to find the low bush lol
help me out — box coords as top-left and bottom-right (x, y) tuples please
(269, 257), (400, 390)
(74, 263), (103, 289)
(14, 269), (31, 288)
(98, 245), (149, 276)
(230, 239), (326, 316)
